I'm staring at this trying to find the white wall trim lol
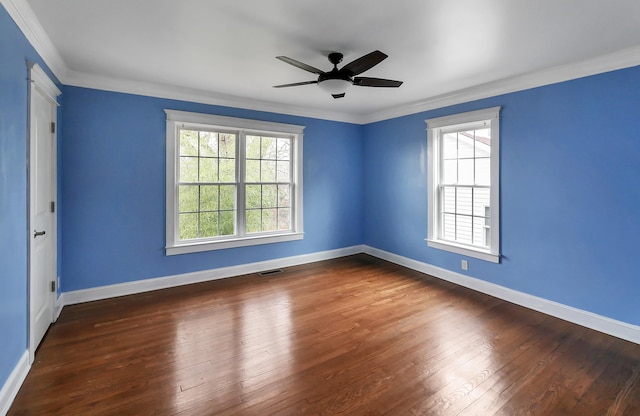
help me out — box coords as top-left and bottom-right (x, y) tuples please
(54, 293), (64, 322)
(361, 45), (640, 124)
(0, 0), (67, 82)
(59, 46), (640, 125)
(363, 246), (640, 345)
(58, 244), (640, 345)
(4, 0), (640, 125)
(0, 350), (29, 416)
(64, 69), (363, 124)
(63, 245), (364, 305)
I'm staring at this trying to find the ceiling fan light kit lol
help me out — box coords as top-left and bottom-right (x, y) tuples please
(318, 78), (352, 96)
(274, 50), (402, 99)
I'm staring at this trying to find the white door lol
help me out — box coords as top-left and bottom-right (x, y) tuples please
(29, 64), (60, 363)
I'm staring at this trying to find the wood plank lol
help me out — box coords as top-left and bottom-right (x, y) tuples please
(8, 254), (640, 415)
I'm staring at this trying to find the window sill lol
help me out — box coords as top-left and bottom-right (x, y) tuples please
(166, 232), (304, 256)
(426, 239), (500, 263)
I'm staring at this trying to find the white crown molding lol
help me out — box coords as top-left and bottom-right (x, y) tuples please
(64, 69), (364, 124)
(4, 0), (640, 125)
(362, 45), (640, 124)
(1, 0), (68, 82)
(0, 350), (29, 416)
(363, 246), (640, 345)
(65, 43), (640, 125)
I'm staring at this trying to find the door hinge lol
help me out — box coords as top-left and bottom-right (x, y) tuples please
(51, 122), (56, 134)
(50, 281), (56, 292)
(50, 201), (55, 213)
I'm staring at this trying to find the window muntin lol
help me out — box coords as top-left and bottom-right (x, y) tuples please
(426, 107), (500, 263)
(166, 110), (304, 255)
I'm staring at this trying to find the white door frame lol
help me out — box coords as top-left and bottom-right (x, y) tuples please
(28, 63), (61, 364)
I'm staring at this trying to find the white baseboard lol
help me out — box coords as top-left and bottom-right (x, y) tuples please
(57, 243), (639, 345)
(363, 245), (640, 345)
(63, 245), (365, 305)
(54, 294), (64, 322)
(0, 351), (29, 416)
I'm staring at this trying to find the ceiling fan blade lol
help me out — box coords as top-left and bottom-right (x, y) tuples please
(341, 50), (388, 76)
(273, 80), (319, 88)
(331, 93), (346, 99)
(353, 77), (403, 87)
(276, 56), (325, 75)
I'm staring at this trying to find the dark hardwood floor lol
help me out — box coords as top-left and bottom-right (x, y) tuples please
(9, 254), (640, 415)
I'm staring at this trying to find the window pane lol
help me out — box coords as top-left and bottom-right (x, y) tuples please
(473, 187), (490, 217)
(200, 185), (218, 211)
(456, 187), (473, 215)
(443, 160), (457, 184)
(246, 160), (260, 182)
(458, 159), (474, 185)
(278, 208), (290, 230)
(277, 138), (290, 160)
(246, 185), (261, 209)
(475, 130), (491, 158)
(200, 212), (219, 237)
(199, 132), (218, 157)
(246, 135), (261, 159)
(442, 133), (457, 159)
(475, 158), (490, 186)
(278, 185), (290, 207)
(180, 157), (198, 182)
(219, 211), (235, 235)
(261, 137), (277, 159)
(246, 209), (261, 233)
(200, 158), (218, 182)
(456, 215), (473, 244)
(219, 134), (235, 157)
(262, 208), (277, 231)
(476, 137), (491, 157)
(219, 159), (235, 182)
(262, 185), (277, 208)
(276, 160), (290, 182)
(458, 131), (474, 159)
(261, 161), (276, 182)
(179, 185), (198, 213)
(179, 213), (198, 240)
(179, 130), (198, 156)
(442, 186), (455, 213)
(473, 217), (487, 247)
(442, 213), (456, 241)
(219, 185), (235, 210)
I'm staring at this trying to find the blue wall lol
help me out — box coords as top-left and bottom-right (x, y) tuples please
(364, 66), (640, 325)
(0, 4), (60, 392)
(4, 0), (640, 398)
(60, 87), (364, 291)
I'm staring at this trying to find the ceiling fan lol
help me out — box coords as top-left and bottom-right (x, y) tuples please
(274, 50), (403, 99)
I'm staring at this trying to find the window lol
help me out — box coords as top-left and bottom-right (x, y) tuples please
(426, 107), (501, 263)
(165, 110), (304, 255)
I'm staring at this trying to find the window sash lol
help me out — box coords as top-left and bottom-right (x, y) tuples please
(165, 110), (304, 255)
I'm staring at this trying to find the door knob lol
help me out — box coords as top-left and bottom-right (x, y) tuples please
(34, 230), (46, 238)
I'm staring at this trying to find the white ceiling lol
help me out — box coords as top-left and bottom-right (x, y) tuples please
(16, 0), (640, 123)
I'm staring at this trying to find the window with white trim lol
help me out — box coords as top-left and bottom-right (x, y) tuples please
(165, 110), (304, 255)
(426, 107), (501, 263)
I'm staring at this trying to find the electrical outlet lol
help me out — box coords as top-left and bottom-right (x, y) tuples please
(57, 276), (61, 292)
(461, 260), (468, 271)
